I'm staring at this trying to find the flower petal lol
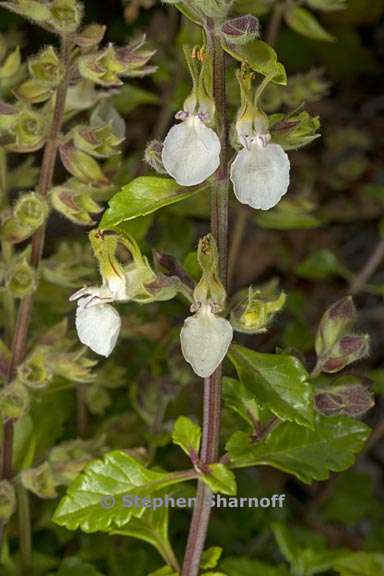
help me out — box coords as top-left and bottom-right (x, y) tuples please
(162, 116), (221, 186)
(75, 299), (121, 357)
(230, 143), (290, 210)
(180, 306), (233, 378)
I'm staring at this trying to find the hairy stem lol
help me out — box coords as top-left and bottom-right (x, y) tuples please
(182, 25), (229, 576)
(0, 33), (72, 566)
(2, 35), (71, 480)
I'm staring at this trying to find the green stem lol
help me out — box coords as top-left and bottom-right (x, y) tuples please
(182, 23), (229, 576)
(16, 484), (32, 576)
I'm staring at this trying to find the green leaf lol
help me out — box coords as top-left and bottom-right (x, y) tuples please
(295, 249), (350, 281)
(226, 415), (370, 484)
(332, 552), (384, 576)
(100, 177), (208, 228)
(201, 464), (237, 495)
(272, 524), (350, 576)
(255, 199), (324, 231)
(228, 344), (314, 428)
(114, 215), (154, 241)
(111, 500), (176, 568)
(112, 84), (161, 115)
(285, 6), (335, 41)
(223, 377), (260, 429)
(221, 39), (287, 85)
(201, 547), (223, 570)
(53, 450), (193, 532)
(172, 416), (201, 458)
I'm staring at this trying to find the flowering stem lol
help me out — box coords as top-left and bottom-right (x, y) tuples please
(0, 33), (72, 565)
(182, 25), (228, 576)
(1, 35), (71, 480)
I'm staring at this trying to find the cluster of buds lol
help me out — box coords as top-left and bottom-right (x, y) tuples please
(180, 234), (233, 378)
(161, 45), (220, 186)
(230, 67), (290, 210)
(0, 192), (48, 244)
(78, 36), (156, 87)
(314, 297), (369, 375)
(230, 280), (286, 334)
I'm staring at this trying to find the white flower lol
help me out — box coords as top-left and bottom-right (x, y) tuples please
(75, 297), (121, 357)
(162, 115), (221, 186)
(180, 304), (233, 378)
(230, 142), (290, 210)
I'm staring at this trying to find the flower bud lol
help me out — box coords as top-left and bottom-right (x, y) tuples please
(145, 273), (181, 302)
(144, 140), (166, 174)
(6, 256), (37, 298)
(192, 0), (232, 18)
(29, 46), (61, 86)
(315, 297), (356, 359)
(321, 334), (370, 373)
(315, 376), (374, 417)
(49, 349), (97, 383)
(0, 480), (16, 522)
(271, 111), (320, 150)
(73, 23), (106, 49)
(14, 79), (52, 104)
(73, 123), (124, 158)
(6, 107), (46, 153)
(0, 380), (30, 420)
(49, 0), (83, 33)
(21, 461), (57, 499)
(221, 15), (260, 45)
(180, 303), (233, 378)
(50, 179), (102, 226)
(0, 46), (21, 80)
(59, 141), (109, 186)
(18, 347), (53, 389)
(0, 192), (49, 244)
(230, 284), (286, 334)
